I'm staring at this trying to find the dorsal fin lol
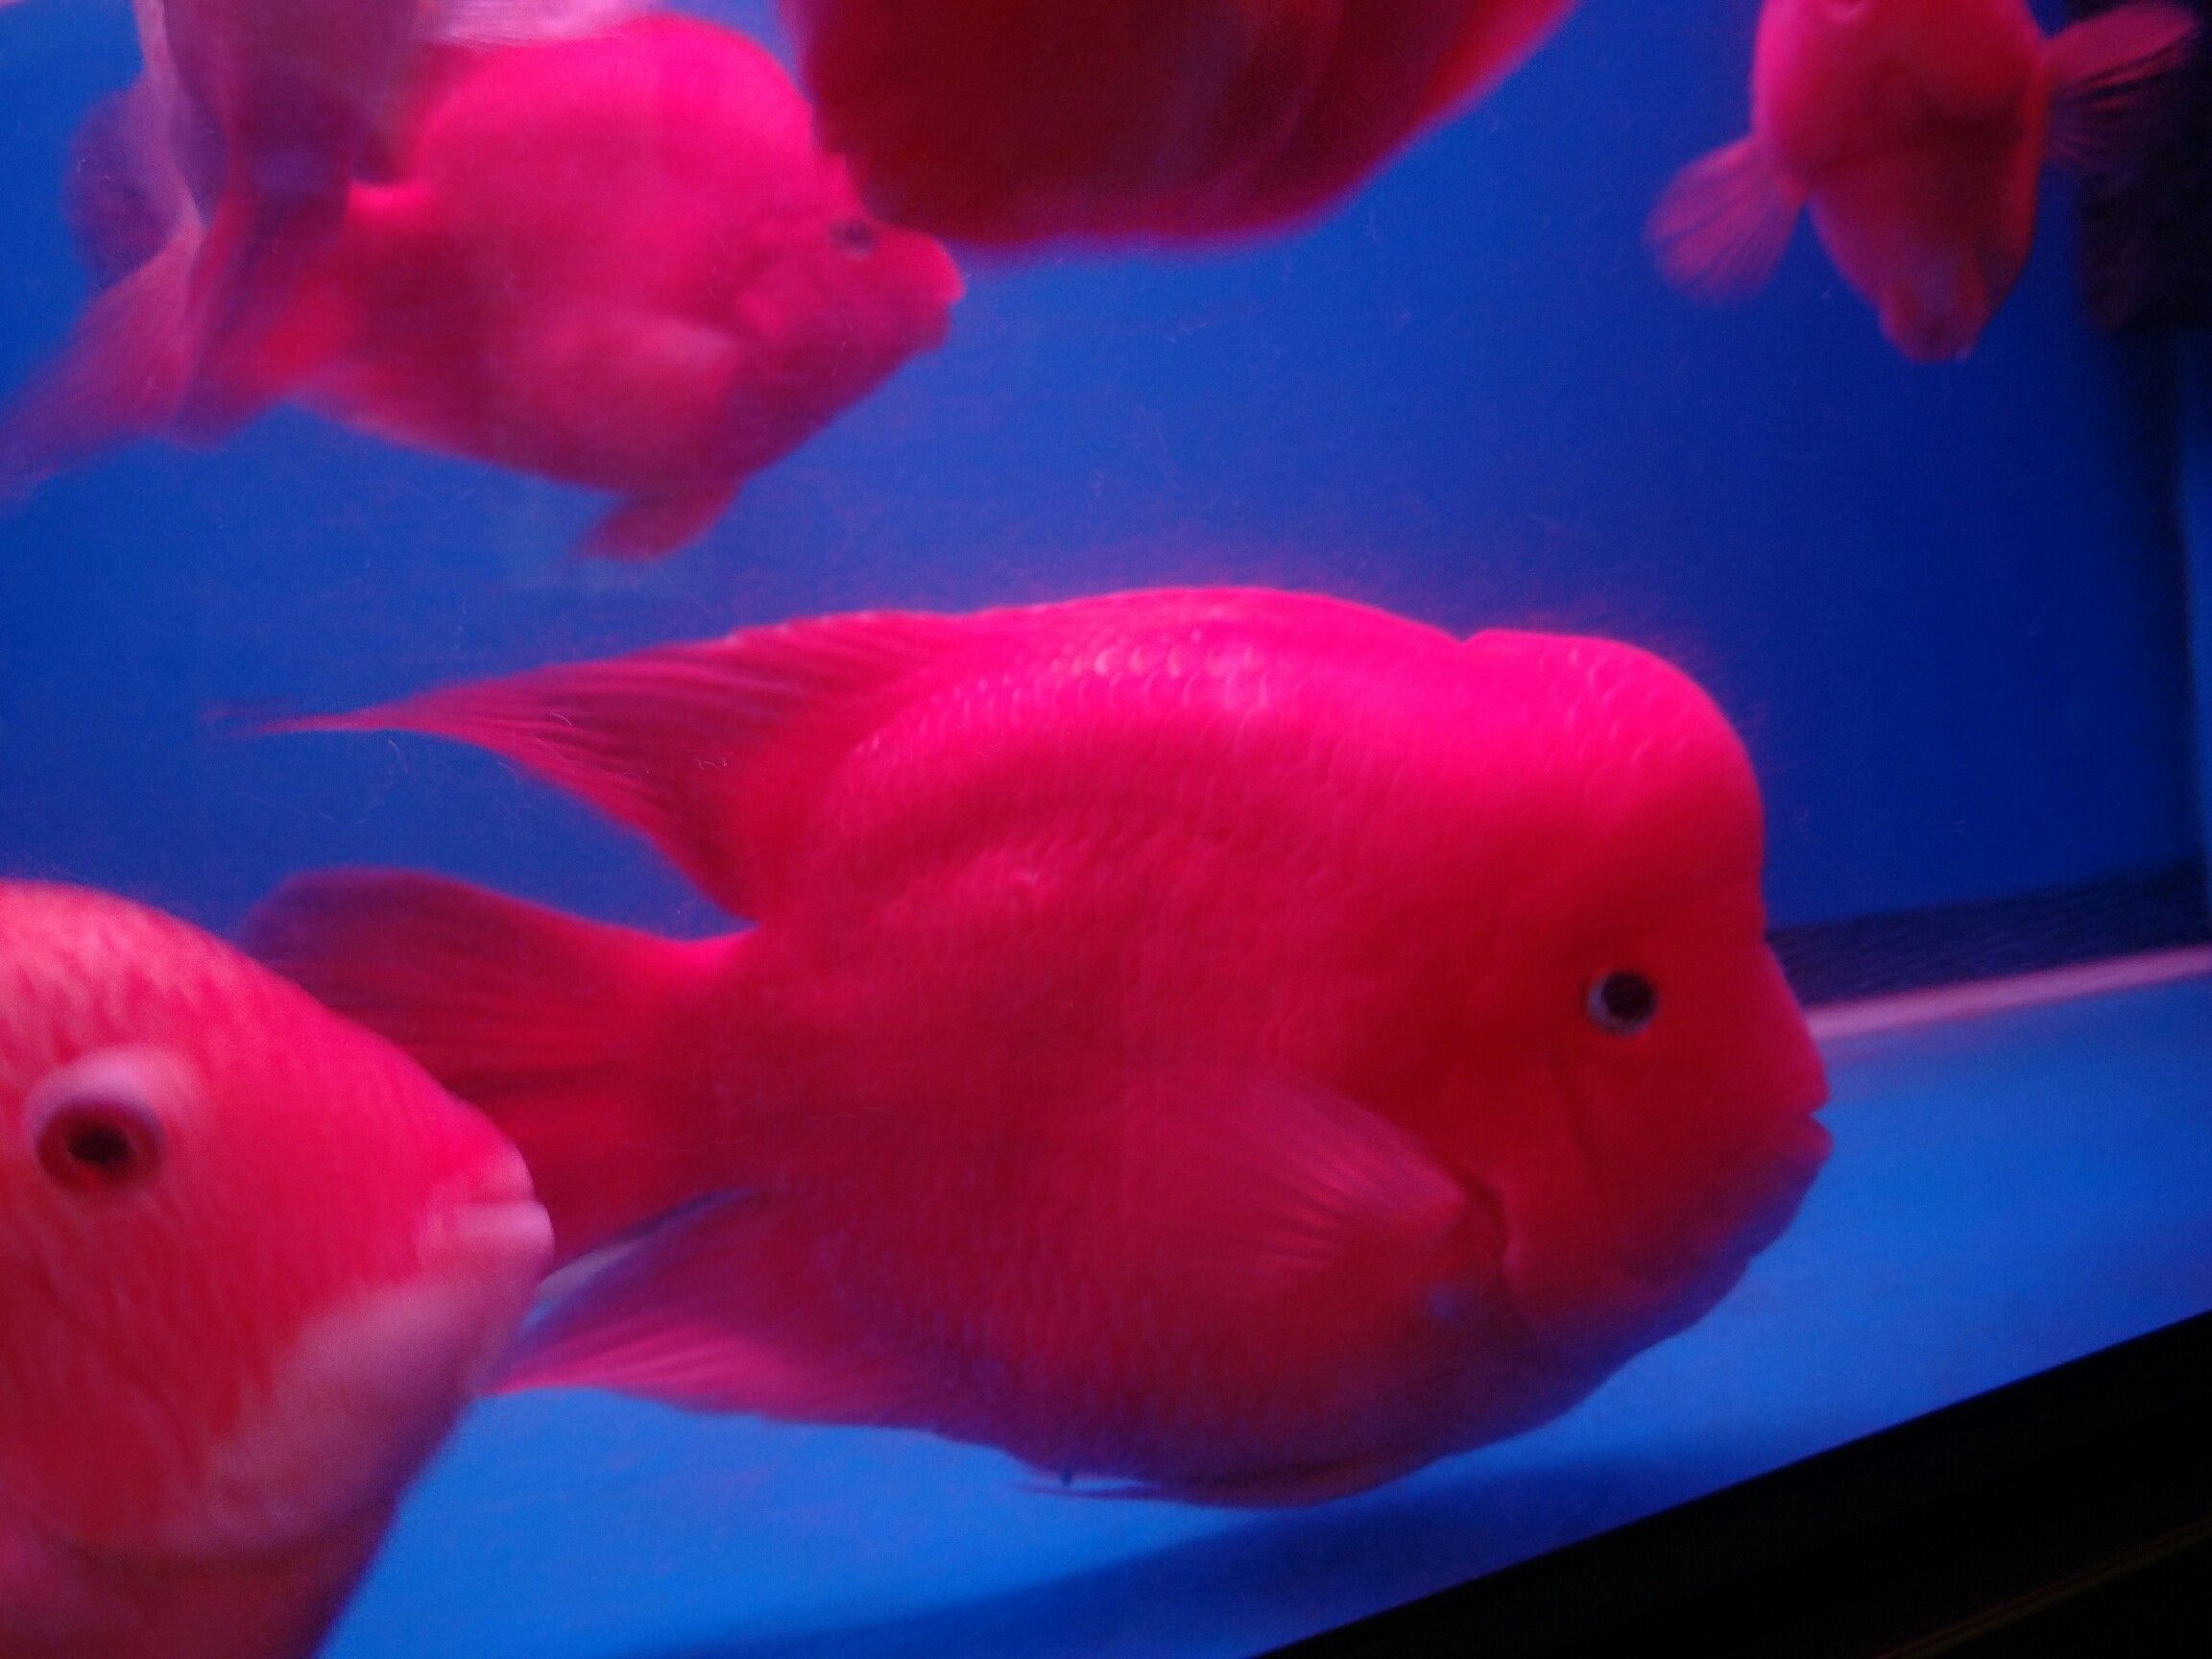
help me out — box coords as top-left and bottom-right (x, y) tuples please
(274, 611), (978, 918)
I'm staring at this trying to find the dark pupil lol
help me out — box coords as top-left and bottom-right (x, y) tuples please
(67, 1122), (135, 1171)
(1599, 973), (1657, 1028)
(36, 1104), (157, 1191)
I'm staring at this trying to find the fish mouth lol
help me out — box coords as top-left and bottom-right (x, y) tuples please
(416, 1149), (555, 1391)
(1498, 1101), (1833, 1367)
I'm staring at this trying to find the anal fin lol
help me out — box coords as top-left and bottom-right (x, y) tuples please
(580, 481), (739, 561)
(497, 1197), (927, 1430)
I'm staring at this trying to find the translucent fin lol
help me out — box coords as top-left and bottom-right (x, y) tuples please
(0, 226), (199, 500)
(64, 82), (190, 290)
(257, 612), (973, 917)
(2046, 2), (2200, 176)
(1122, 1071), (1471, 1304)
(426, 0), (660, 45)
(1647, 135), (1803, 303)
(498, 1198), (928, 1427)
(579, 481), (738, 561)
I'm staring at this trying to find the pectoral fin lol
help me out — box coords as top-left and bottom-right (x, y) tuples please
(1647, 135), (1803, 302)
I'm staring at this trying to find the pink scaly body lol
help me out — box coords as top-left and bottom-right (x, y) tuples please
(0, 883), (551, 1656)
(255, 588), (1829, 1503)
(274, 16), (964, 558)
(780, 0), (1580, 244)
(1649, 0), (2198, 361)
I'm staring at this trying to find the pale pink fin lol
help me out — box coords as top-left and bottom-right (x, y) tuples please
(2046, 3), (2200, 175)
(64, 82), (190, 290)
(499, 1199), (927, 1426)
(245, 869), (729, 1263)
(1647, 135), (1803, 303)
(259, 613), (975, 917)
(1123, 1072), (1472, 1305)
(0, 75), (206, 496)
(426, 0), (660, 44)
(0, 226), (199, 499)
(579, 482), (738, 561)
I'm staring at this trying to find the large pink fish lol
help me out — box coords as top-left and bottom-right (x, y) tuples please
(1648, 0), (2200, 361)
(7, 13), (960, 560)
(780, 1), (1581, 244)
(252, 588), (1829, 1504)
(0, 882), (552, 1658)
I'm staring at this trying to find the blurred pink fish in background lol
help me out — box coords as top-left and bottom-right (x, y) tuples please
(258, 15), (964, 558)
(3, 10), (959, 560)
(1648, 0), (2200, 361)
(252, 587), (1828, 1505)
(0, 0), (649, 487)
(0, 882), (551, 1658)
(779, 0), (1582, 244)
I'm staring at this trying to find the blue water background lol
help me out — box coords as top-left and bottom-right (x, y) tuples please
(0, 0), (2198, 944)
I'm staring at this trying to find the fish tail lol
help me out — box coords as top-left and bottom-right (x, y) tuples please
(246, 869), (739, 1265)
(0, 82), (209, 500)
(0, 73), (345, 498)
(0, 227), (201, 501)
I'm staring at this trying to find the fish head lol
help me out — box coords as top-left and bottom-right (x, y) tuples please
(720, 149), (964, 426)
(0, 885), (551, 1560)
(1436, 636), (1829, 1368)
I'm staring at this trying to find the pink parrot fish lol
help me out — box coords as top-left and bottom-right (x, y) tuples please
(248, 587), (1831, 1506)
(1648, 0), (2200, 362)
(779, 0), (1581, 244)
(0, 0), (658, 482)
(4, 13), (962, 561)
(0, 882), (553, 1657)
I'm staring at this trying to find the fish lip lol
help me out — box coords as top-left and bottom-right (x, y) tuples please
(423, 1197), (555, 1278)
(419, 1148), (554, 1283)
(413, 1187), (555, 1396)
(1497, 1099), (1834, 1361)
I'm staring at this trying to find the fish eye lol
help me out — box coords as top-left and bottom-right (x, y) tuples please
(35, 1100), (164, 1193)
(829, 217), (879, 257)
(1586, 971), (1658, 1036)
(23, 1050), (182, 1196)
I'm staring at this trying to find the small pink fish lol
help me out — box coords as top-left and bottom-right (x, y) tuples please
(1649, 0), (2200, 362)
(0, 882), (551, 1658)
(252, 588), (1829, 1505)
(781, 0), (1580, 244)
(7, 13), (958, 561)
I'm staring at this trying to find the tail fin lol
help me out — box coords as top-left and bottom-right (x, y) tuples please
(246, 870), (735, 1264)
(0, 231), (201, 498)
(0, 83), (204, 498)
